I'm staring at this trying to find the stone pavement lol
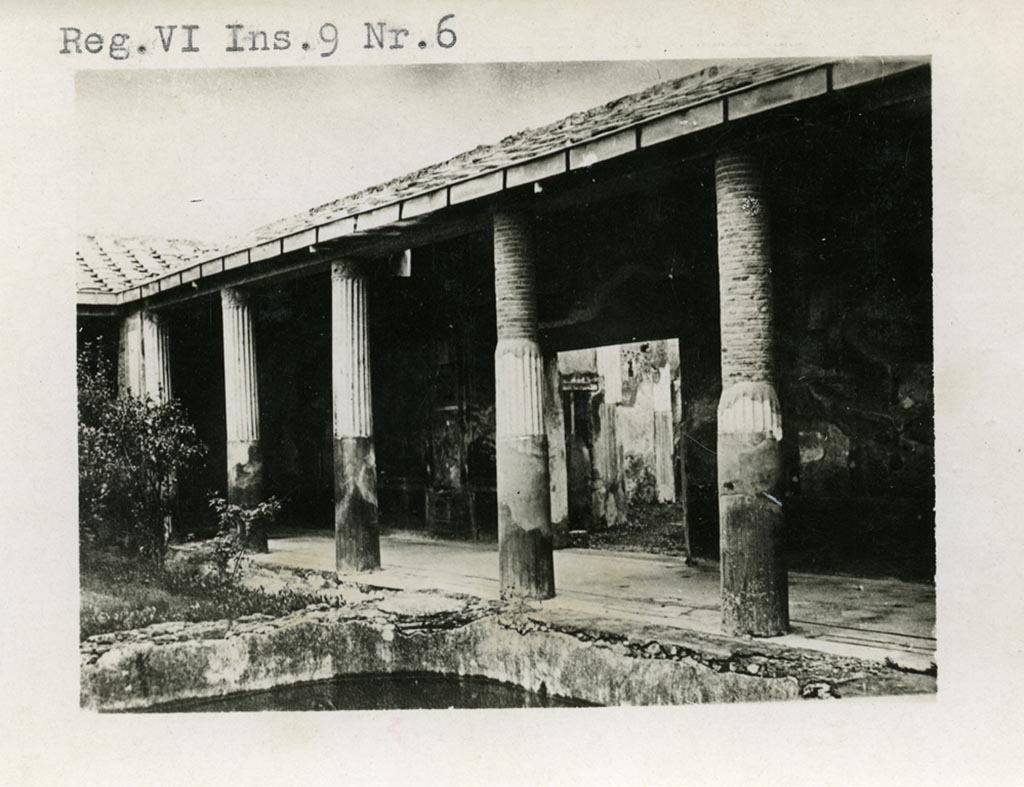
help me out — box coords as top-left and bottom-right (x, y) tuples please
(253, 531), (936, 673)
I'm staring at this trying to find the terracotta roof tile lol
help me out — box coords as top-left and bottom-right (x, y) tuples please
(235, 59), (826, 246)
(76, 235), (216, 295)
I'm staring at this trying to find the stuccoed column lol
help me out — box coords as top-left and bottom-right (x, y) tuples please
(715, 150), (788, 637)
(331, 260), (381, 572)
(141, 311), (172, 403)
(118, 309), (171, 402)
(543, 350), (569, 548)
(653, 362), (675, 503)
(221, 288), (268, 552)
(118, 308), (175, 541)
(117, 310), (142, 397)
(493, 210), (555, 599)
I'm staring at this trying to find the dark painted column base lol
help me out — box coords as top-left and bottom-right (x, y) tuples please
(718, 432), (788, 636)
(227, 439), (267, 553)
(334, 436), (381, 572)
(498, 434), (555, 600)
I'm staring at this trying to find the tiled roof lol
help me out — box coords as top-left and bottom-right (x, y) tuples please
(77, 57), (927, 305)
(238, 58), (826, 247)
(77, 235), (216, 295)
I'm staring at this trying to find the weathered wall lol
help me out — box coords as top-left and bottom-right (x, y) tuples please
(615, 340), (679, 507)
(559, 339), (681, 530)
(770, 112), (933, 579)
(679, 106), (934, 579)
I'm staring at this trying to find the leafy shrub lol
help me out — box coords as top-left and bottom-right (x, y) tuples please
(78, 344), (206, 563)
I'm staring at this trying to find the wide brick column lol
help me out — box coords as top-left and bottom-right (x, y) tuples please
(331, 260), (380, 572)
(221, 288), (268, 551)
(493, 210), (555, 599)
(118, 309), (171, 402)
(715, 150), (788, 637)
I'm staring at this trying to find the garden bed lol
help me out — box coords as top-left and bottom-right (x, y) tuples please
(80, 547), (333, 640)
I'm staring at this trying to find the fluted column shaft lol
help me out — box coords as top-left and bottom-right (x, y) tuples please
(142, 312), (172, 403)
(118, 309), (171, 402)
(117, 308), (175, 540)
(494, 210), (555, 600)
(220, 288), (267, 550)
(715, 150), (788, 637)
(331, 260), (380, 572)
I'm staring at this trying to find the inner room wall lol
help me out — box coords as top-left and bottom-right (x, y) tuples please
(558, 339), (683, 533)
(767, 98), (934, 579)
(254, 275), (333, 528)
(371, 232), (498, 539)
(535, 174), (717, 543)
(167, 296), (227, 534)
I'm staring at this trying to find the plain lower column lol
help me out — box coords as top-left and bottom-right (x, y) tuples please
(331, 260), (381, 572)
(715, 150), (788, 636)
(493, 210), (555, 600)
(221, 288), (267, 552)
(543, 350), (569, 549)
(653, 362), (675, 503)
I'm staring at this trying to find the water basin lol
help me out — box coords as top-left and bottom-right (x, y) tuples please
(134, 672), (596, 712)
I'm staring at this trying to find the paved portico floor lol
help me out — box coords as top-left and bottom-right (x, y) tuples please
(253, 531), (936, 672)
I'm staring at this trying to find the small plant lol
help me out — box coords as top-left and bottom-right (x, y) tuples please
(209, 496), (281, 572)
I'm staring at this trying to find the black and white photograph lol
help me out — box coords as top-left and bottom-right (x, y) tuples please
(3, 1), (1024, 784)
(74, 56), (936, 712)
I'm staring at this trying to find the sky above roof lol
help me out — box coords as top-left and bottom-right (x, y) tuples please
(75, 61), (713, 246)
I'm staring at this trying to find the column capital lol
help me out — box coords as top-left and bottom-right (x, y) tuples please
(137, 307), (166, 324)
(331, 258), (372, 281)
(221, 286), (253, 311)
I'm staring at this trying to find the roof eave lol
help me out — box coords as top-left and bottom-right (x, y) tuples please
(78, 58), (928, 311)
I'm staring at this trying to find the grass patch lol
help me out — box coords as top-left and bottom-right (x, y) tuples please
(80, 548), (334, 641)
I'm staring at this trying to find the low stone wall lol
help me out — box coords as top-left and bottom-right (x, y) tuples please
(81, 565), (933, 711)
